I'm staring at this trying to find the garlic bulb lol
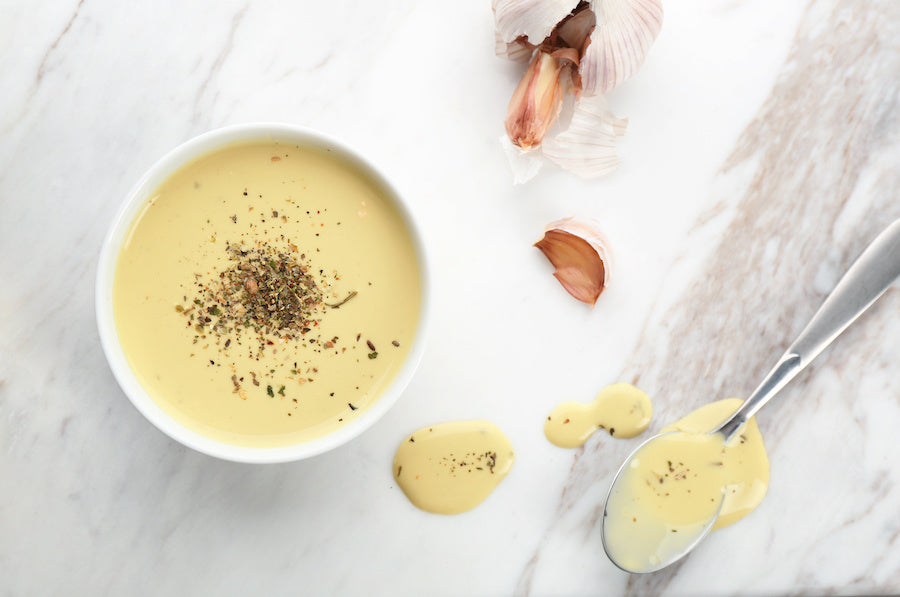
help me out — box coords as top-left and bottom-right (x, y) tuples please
(494, 0), (662, 180)
(534, 217), (612, 306)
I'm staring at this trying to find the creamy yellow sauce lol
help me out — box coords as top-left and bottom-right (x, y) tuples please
(662, 399), (769, 529)
(113, 141), (421, 447)
(393, 421), (515, 515)
(603, 399), (769, 571)
(544, 383), (652, 448)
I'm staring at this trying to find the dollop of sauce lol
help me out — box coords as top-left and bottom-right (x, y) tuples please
(393, 421), (514, 515)
(544, 383), (652, 448)
(603, 399), (769, 571)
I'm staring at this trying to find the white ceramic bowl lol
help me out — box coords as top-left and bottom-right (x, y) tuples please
(96, 123), (430, 463)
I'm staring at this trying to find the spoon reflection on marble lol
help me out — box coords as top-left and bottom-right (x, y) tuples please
(601, 218), (900, 574)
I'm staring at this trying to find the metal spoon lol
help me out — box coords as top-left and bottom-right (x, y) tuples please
(601, 218), (900, 574)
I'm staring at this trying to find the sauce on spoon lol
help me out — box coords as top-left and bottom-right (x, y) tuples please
(603, 220), (900, 572)
(603, 399), (769, 571)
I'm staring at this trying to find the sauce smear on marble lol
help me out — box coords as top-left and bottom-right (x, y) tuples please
(544, 383), (652, 448)
(393, 421), (514, 514)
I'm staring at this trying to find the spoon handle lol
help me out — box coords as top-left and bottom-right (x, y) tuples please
(718, 218), (900, 441)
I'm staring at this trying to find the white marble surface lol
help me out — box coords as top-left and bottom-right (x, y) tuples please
(2, 1), (899, 595)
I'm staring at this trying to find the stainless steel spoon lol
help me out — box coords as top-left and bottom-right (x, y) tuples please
(601, 218), (900, 574)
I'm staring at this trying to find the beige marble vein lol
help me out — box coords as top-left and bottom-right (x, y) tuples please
(35, 0), (85, 86)
(520, 0), (900, 594)
(1, 0), (85, 135)
(192, 5), (249, 123)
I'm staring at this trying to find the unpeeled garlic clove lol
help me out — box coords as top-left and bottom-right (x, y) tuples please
(534, 217), (612, 306)
(505, 50), (568, 150)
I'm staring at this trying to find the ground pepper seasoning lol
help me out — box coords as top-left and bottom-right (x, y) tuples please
(176, 238), (336, 405)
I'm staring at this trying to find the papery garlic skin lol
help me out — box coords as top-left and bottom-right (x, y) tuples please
(493, 0), (580, 48)
(535, 217), (612, 306)
(500, 134), (545, 184)
(494, 31), (535, 62)
(542, 94), (627, 179)
(555, 5), (596, 58)
(580, 0), (663, 95)
(506, 50), (568, 150)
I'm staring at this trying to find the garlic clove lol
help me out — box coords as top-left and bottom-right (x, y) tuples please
(542, 94), (627, 178)
(580, 0), (663, 95)
(505, 50), (568, 150)
(493, 0), (581, 47)
(535, 217), (612, 306)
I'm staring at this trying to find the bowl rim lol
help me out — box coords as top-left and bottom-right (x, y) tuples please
(95, 122), (431, 463)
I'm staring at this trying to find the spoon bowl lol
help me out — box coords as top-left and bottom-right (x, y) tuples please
(601, 430), (725, 573)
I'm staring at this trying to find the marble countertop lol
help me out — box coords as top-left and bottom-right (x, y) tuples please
(2, 1), (899, 595)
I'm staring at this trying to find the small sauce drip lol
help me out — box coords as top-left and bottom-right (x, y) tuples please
(604, 398), (769, 570)
(544, 383), (652, 448)
(393, 421), (514, 515)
